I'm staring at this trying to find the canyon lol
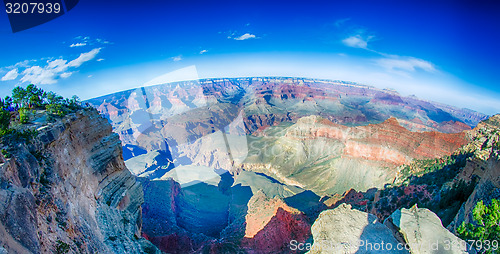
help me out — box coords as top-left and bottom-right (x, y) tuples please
(85, 77), (492, 253)
(1, 77), (496, 253)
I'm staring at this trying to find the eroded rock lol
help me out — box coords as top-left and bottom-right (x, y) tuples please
(308, 203), (407, 254)
(387, 206), (474, 254)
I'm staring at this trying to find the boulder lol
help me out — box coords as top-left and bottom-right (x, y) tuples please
(308, 203), (407, 253)
(387, 206), (475, 254)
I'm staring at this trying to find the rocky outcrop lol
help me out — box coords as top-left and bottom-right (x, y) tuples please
(0, 109), (159, 253)
(308, 204), (474, 254)
(308, 204), (406, 254)
(386, 206), (474, 254)
(241, 191), (311, 254)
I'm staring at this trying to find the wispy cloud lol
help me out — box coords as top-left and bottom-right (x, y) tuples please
(70, 42), (86, 48)
(60, 72), (73, 78)
(15, 48), (101, 85)
(1, 68), (18, 81)
(172, 55), (182, 62)
(71, 36), (112, 47)
(342, 35), (370, 49)
(68, 48), (101, 67)
(338, 23), (435, 75)
(335, 18), (350, 27)
(200, 49), (208, 54)
(96, 58), (105, 62)
(375, 55), (436, 73)
(234, 33), (257, 40)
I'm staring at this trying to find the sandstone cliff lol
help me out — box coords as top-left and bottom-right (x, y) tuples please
(0, 109), (159, 253)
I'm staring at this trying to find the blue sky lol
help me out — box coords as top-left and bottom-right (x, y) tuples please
(0, 0), (499, 114)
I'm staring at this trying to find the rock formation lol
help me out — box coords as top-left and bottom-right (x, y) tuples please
(448, 115), (500, 233)
(386, 206), (474, 254)
(241, 190), (311, 253)
(0, 109), (159, 253)
(308, 204), (475, 254)
(308, 203), (406, 254)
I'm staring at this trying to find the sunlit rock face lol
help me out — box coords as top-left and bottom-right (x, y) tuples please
(386, 206), (474, 254)
(0, 109), (159, 253)
(86, 77), (487, 253)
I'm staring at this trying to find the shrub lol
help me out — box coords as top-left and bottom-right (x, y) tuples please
(19, 108), (31, 124)
(46, 103), (65, 117)
(457, 199), (500, 254)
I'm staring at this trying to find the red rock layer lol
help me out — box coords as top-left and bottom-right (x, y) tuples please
(287, 117), (469, 166)
(241, 192), (311, 254)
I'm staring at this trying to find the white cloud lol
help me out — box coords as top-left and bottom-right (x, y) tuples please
(1, 68), (19, 81)
(18, 48), (101, 85)
(21, 66), (58, 85)
(97, 58), (105, 62)
(172, 55), (182, 62)
(14, 59), (36, 68)
(234, 33), (257, 40)
(88, 75), (93, 78)
(60, 72), (73, 78)
(339, 25), (434, 74)
(342, 35), (369, 49)
(73, 37), (112, 47)
(376, 56), (435, 73)
(70, 42), (87, 47)
(200, 49), (208, 54)
(68, 48), (101, 67)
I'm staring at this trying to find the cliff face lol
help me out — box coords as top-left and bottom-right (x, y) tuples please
(244, 115), (468, 195)
(0, 109), (159, 253)
(241, 191), (311, 254)
(448, 115), (500, 232)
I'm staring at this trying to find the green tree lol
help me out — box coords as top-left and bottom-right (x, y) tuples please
(26, 84), (45, 108)
(457, 199), (500, 253)
(12, 86), (28, 108)
(3, 96), (13, 109)
(46, 91), (63, 105)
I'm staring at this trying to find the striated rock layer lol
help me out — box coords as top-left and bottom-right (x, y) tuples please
(243, 115), (468, 195)
(0, 109), (159, 253)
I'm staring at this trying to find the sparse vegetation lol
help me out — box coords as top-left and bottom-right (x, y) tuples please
(373, 150), (479, 226)
(457, 199), (500, 254)
(0, 84), (86, 144)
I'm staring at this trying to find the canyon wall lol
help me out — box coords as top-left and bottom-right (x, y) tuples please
(0, 109), (159, 253)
